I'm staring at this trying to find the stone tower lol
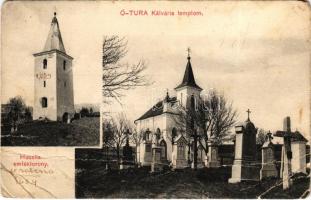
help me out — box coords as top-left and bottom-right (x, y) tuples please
(33, 13), (74, 121)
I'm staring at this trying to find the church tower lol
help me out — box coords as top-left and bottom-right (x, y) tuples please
(175, 50), (202, 108)
(33, 13), (74, 121)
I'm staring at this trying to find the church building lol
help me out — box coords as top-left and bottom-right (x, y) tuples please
(33, 13), (74, 121)
(135, 53), (207, 169)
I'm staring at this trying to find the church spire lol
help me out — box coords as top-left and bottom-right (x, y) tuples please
(175, 48), (202, 91)
(43, 12), (66, 53)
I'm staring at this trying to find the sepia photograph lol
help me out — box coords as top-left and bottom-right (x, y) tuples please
(0, 0), (310, 199)
(75, 1), (310, 198)
(1, 7), (101, 146)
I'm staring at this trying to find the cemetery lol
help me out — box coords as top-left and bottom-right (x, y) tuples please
(76, 115), (309, 198)
(76, 51), (310, 198)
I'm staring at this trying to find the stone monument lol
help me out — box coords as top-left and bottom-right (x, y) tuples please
(229, 109), (260, 183)
(151, 147), (162, 172)
(206, 142), (220, 168)
(260, 131), (278, 180)
(120, 134), (134, 170)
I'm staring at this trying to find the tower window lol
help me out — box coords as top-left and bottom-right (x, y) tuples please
(41, 97), (48, 108)
(43, 81), (46, 87)
(43, 59), (47, 69)
(190, 95), (195, 110)
(63, 60), (66, 70)
(64, 81), (66, 87)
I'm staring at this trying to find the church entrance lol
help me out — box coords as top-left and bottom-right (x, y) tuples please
(62, 112), (69, 123)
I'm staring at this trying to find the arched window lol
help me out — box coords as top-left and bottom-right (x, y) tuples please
(145, 129), (151, 141)
(64, 81), (66, 87)
(160, 140), (167, 160)
(63, 60), (66, 70)
(43, 59), (47, 69)
(43, 81), (46, 87)
(156, 128), (161, 140)
(172, 127), (177, 144)
(190, 95), (195, 110)
(41, 97), (48, 108)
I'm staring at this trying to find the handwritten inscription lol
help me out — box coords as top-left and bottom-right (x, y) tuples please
(10, 154), (54, 187)
(36, 73), (51, 80)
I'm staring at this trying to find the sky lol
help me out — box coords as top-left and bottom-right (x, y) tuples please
(1, 1), (310, 139)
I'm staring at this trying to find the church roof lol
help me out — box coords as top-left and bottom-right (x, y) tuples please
(175, 56), (202, 91)
(43, 13), (66, 53)
(135, 97), (177, 121)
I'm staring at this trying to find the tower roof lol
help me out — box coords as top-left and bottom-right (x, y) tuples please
(175, 55), (202, 90)
(43, 12), (66, 53)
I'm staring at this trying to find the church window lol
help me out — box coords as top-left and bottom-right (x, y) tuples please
(156, 128), (161, 140)
(41, 97), (48, 108)
(160, 140), (167, 160)
(172, 127), (177, 142)
(63, 60), (66, 70)
(43, 81), (46, 87)
(43, 59), (47, 69)
(190, 95), (195, 110)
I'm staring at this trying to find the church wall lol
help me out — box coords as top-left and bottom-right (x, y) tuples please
(56, 53), (74, 120)
(33, 52), (57, 120)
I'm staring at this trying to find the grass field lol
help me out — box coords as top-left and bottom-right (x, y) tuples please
(1, 117), (100, 146)
(75, 160), (310, 199)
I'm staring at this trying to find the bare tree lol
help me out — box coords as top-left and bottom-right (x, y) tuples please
(130, 128), (144, 163)
(256, 128), (267, 145)
(171, 90), (237, 169)
(171, 96), (206, 170)
(103, 36), (149, 105)
(199, 90), (237, 158)
(103, 113), (131, 165)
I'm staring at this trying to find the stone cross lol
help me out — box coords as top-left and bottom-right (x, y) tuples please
(265, 131), (273, 143)
(274, 116), (294, 190)
(187, 47), (191, 57)
(246, 109), (251, 121)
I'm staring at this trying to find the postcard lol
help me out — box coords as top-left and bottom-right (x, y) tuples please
(1, 1), (310, 198)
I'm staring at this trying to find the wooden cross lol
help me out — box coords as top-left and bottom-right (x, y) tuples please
(274, 116), (294, 190)
(246, 109), (251, 121)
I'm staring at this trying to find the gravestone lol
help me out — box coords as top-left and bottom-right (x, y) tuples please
(274, 116), (293, 190)
(260, 131), (278, 180)
(191, 143), (205, 169)
(151, 147), (162, 172)
(206, 144), (220, 168)
(172, 135), (188, 169)
(229, 109), (260, 183)
(120, 138), (134, 169)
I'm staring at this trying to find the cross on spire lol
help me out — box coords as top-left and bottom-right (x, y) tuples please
(246, 109), (251, 121)
(187, 47), (191, 60)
